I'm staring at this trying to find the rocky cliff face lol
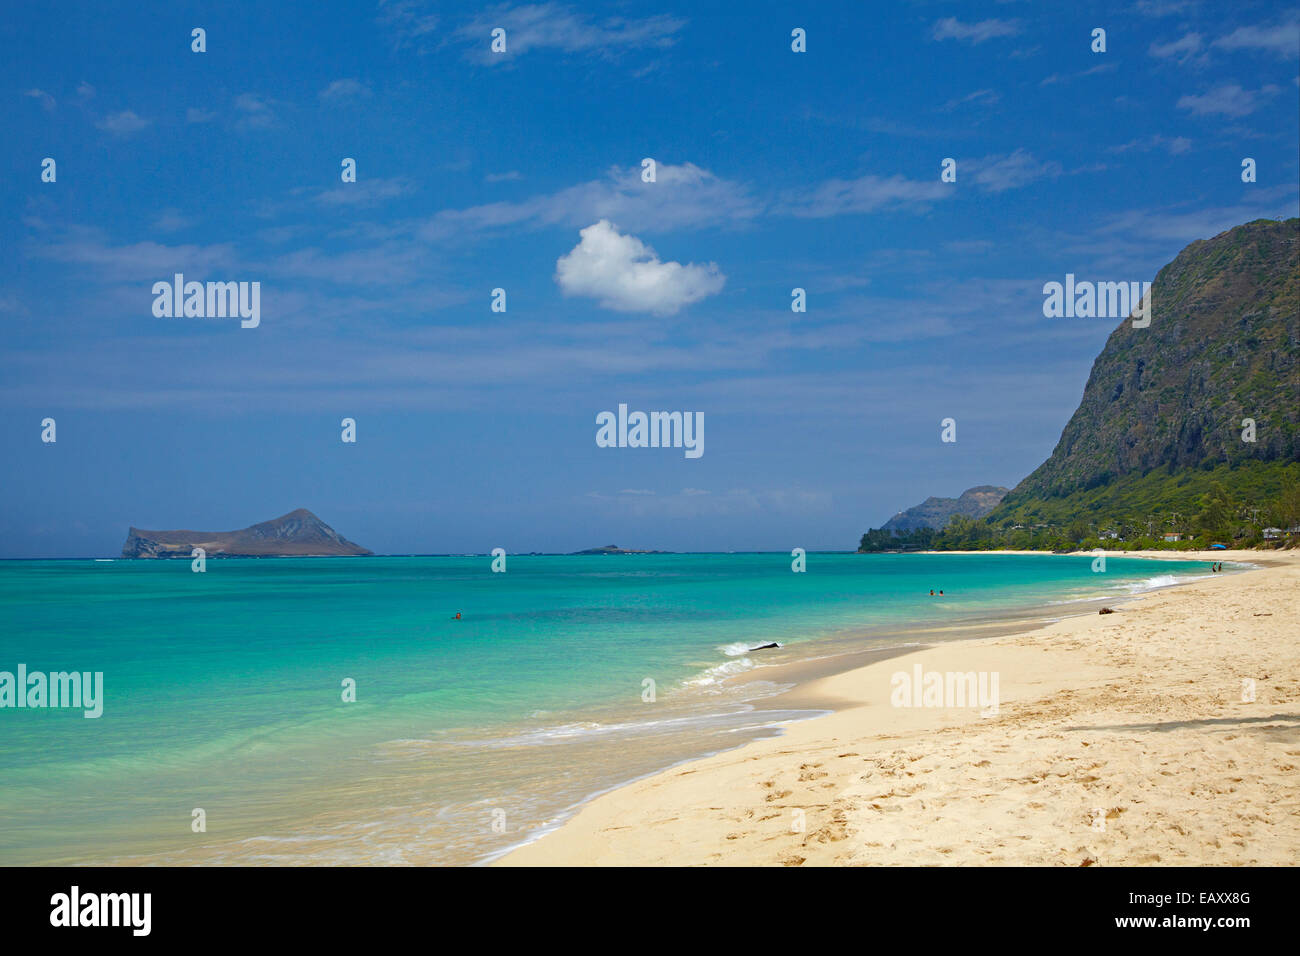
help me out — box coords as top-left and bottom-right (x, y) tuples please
(121, 509), (372, 557)
(881, 485), (1010, 532)
(1000, 218), (1299, 509)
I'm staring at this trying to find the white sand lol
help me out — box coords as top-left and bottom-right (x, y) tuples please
(501, 551), (1300, 866)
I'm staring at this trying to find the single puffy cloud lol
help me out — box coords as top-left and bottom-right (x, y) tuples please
(554, 220), (724, 315)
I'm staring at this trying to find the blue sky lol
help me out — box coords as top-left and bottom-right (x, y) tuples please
(3, 0), (1298, 557)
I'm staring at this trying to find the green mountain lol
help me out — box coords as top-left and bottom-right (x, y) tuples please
(860, 218), (1300, 552)
(880, 486), (1010, 532)
(1007, 217), (1297, 501)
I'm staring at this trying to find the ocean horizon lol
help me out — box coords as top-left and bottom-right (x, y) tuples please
(0, 551), (1222, 866)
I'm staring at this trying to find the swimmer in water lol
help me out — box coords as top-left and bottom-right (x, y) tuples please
(929, 589), (935, 596)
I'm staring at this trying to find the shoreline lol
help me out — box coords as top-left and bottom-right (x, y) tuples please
(498, 549), (1299, 865)
(482, 552), (1214, 865)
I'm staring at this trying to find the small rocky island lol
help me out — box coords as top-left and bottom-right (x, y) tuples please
(121, 508), (372, 558)
(572, 544), (673, 555)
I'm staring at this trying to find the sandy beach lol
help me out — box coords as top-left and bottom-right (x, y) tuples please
(501, 550), (1300, 866)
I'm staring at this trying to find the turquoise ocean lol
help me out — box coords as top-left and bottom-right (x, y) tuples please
(0, 552), (1218, 865)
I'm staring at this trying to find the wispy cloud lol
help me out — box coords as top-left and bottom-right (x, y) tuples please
(785, 174), (948, 217)
(419, 161), (761, 240)
(95, 110), (151, 136)
(319, 79), (372, 103)
(1214, 13), (1300, 58)
(32, 226), (239, 280)
(1087, 189), (1299, 249)
(268, 242), (432, 286)
(942, 88), (1000, 110)
(968, 149), (1062, 193)
(1149, 32), (1207, 65)
(315, 177), (415, 207)
(24, 88), (55, 111)
(931, 18), (1022, 44)
(1109, 135), (1193, 155)
(1177, 82), (1279, 116)
(152, 209), (193, 233)
(1041, 63), (1117, 86)
(233, 93), (277, 130)
(455, 3), (686, 63)
(376, 0), (439, 51)
(1135, 0), (1198, 16)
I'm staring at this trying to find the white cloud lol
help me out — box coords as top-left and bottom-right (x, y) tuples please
(942, 88), (1000, 110)
(33, 226), (239, 279)
(1110, 135), (1193, 155)
(1176, 82), (1278, 116)
(1135, 0), (1196, 16)
(420, 161), (760, 239)
(456, 3), (685, 62)
(1041, 63), (1117, 86)
(319, 79), (372, 103)
(1149, 32), (1206, 64)
(24, 88), (56, 111)
(787, 174), (949, 217)
(554, 219), (724, 315)
(233, 93), (276, 129)
(968, 149), (1063, 193)
(186, 107), (216, 124)
(152, 209), (193, 232)
(1214, 14), (1300, 57)
(376, 0), (440, 50)
(95, 110), (151, 135)
(315, 177), (414, 207)
(931, 18), (1021, 44)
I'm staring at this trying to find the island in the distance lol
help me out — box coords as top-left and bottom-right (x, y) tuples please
(571, 545), (674, 555)
(121, 508), (372, 558)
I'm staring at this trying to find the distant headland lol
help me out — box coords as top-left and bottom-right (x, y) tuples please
(121, 508), (372, 558)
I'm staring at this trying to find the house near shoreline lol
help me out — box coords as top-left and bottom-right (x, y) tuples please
(1162, 532), (1184, 542)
